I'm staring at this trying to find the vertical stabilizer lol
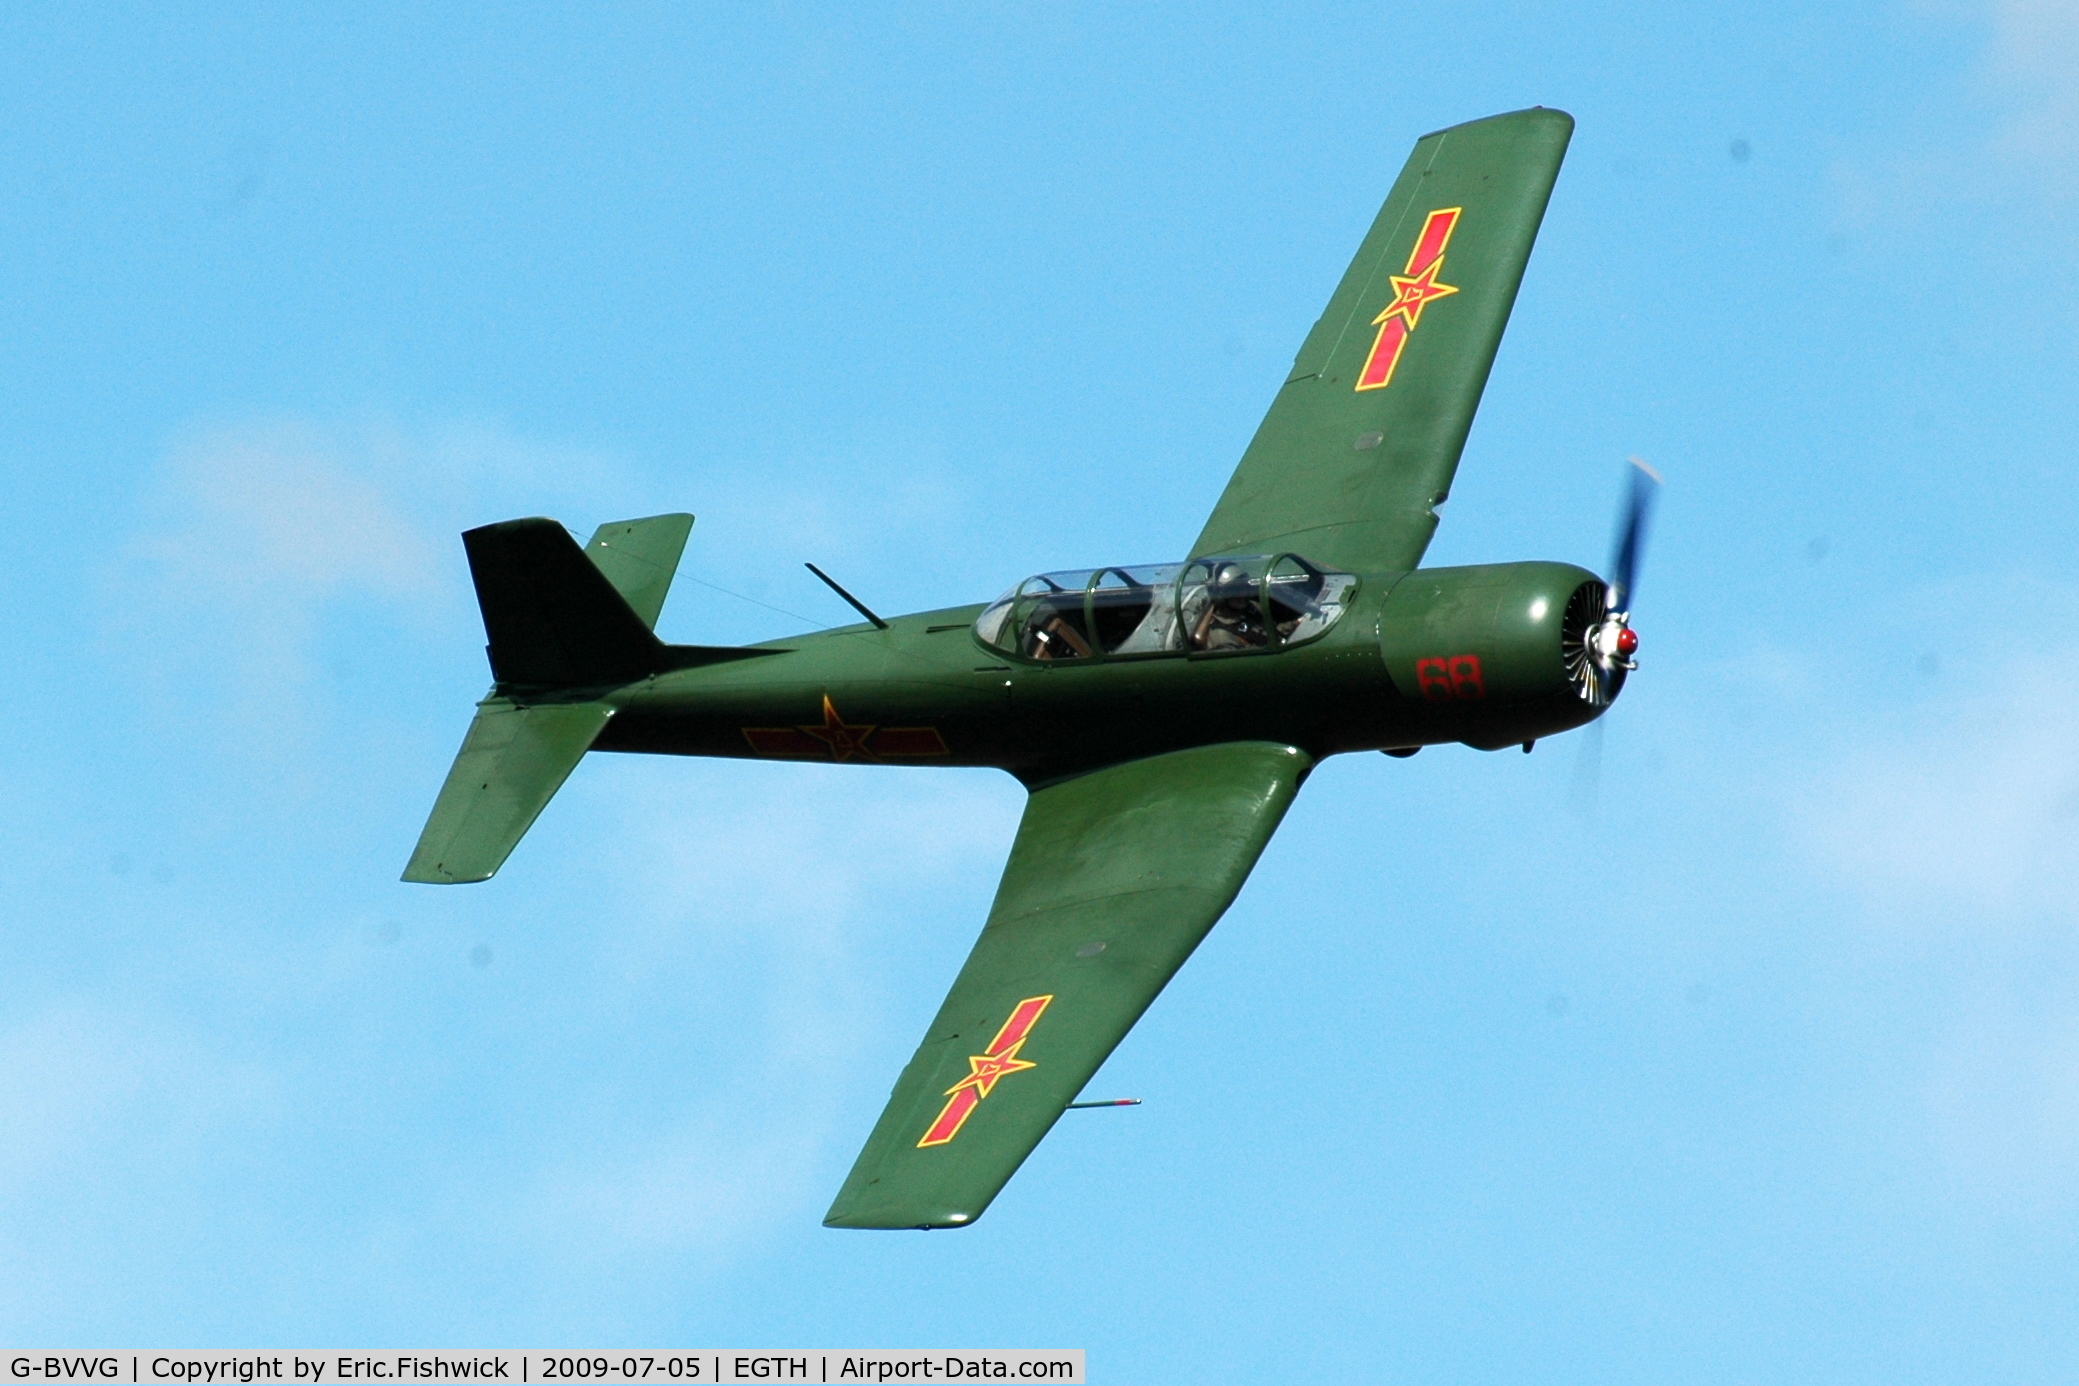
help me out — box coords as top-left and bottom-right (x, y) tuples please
(584, 513), (694, 631)
(405, 510), (728, 886)
(464, 519), (664, 687)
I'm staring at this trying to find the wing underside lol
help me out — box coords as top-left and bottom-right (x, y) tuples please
(824, 741), (1312, 1229)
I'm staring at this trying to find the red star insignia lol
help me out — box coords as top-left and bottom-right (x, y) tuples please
(802, 695), (877, 762)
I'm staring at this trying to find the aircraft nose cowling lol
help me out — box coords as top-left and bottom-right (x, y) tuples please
(1376, 561), (1611, 750)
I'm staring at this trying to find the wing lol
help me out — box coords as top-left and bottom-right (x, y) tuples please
(824, 741), (1311, 1230)
(1192, 107), (1573, 574)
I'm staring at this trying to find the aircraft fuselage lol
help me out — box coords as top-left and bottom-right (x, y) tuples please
(592, 559), (1609, 785)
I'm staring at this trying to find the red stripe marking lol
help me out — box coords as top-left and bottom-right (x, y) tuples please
(916, 995), (1055, 1149)
(919, 1087), (981, 1146)
(1356, 317), (1412, 390)
(871, 727), (950, 757)
(1408, 206), (1459, 274)
(989, 996), (1052, 1053)
(742, 727), (826, 757)
(1355, 207), (1463, 393)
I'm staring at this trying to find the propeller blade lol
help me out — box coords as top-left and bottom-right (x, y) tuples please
(1607, 456), (1661, 615)
(1571, 715), (1606, 818)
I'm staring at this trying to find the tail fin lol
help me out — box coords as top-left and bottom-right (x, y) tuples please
(406, 511), (780, 885)
(583, 513), (694, 630)
(465, 518), (670, 687)
(404, 512), (685, 884)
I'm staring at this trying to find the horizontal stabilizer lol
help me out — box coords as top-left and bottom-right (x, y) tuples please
(584, 513), (695, 631)
(401, 698), (614, 884)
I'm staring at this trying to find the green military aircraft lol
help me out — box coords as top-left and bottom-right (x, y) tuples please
(404, 106), (1656, 1229)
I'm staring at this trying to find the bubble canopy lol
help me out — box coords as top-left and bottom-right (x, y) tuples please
(973, 554), (1358, 662)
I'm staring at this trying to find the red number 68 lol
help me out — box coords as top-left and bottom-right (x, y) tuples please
(1416, 654), (1485, 701)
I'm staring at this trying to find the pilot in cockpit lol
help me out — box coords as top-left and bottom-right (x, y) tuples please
(1023, 602), (1093, 660)
(1191, 563), (1268, 651)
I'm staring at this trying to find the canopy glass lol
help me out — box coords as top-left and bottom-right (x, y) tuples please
(973, 555), (1357, 662)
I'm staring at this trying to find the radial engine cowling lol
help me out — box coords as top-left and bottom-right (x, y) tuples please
(1376, 561), (1621, 751)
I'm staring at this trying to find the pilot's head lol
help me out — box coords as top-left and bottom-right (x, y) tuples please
(1212, 562), (1253, 604)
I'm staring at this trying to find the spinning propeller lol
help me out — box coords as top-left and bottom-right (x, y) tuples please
(1563, 457), (1660, 708)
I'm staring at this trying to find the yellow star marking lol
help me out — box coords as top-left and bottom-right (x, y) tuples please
(945, 1040), (1037, 1099)
(1375, 258), (1458, 332)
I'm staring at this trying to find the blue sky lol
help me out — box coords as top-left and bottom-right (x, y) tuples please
(5, 1), (2079, 1377)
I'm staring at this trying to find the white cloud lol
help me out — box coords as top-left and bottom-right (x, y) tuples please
(0, 1005), (234, 1196)
(1982, 0), (2079, 184)
(0, 1002), (277, 1331)
(103, 414), (998, 729)
(112, 420), (444, 733)
(104, 416), (628, 767)
(1786, 590), (2079, 1207)
(1837, 0), (2079, 229)
(1794, 646), (2079, 916)
(144, 421), (440, 604)
(600, 758), (1020, 948)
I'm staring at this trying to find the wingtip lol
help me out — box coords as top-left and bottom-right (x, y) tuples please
(400, 860), (495, 885)
(1421, 105), (1575, 140)
(822, 1203), (982, 1231)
